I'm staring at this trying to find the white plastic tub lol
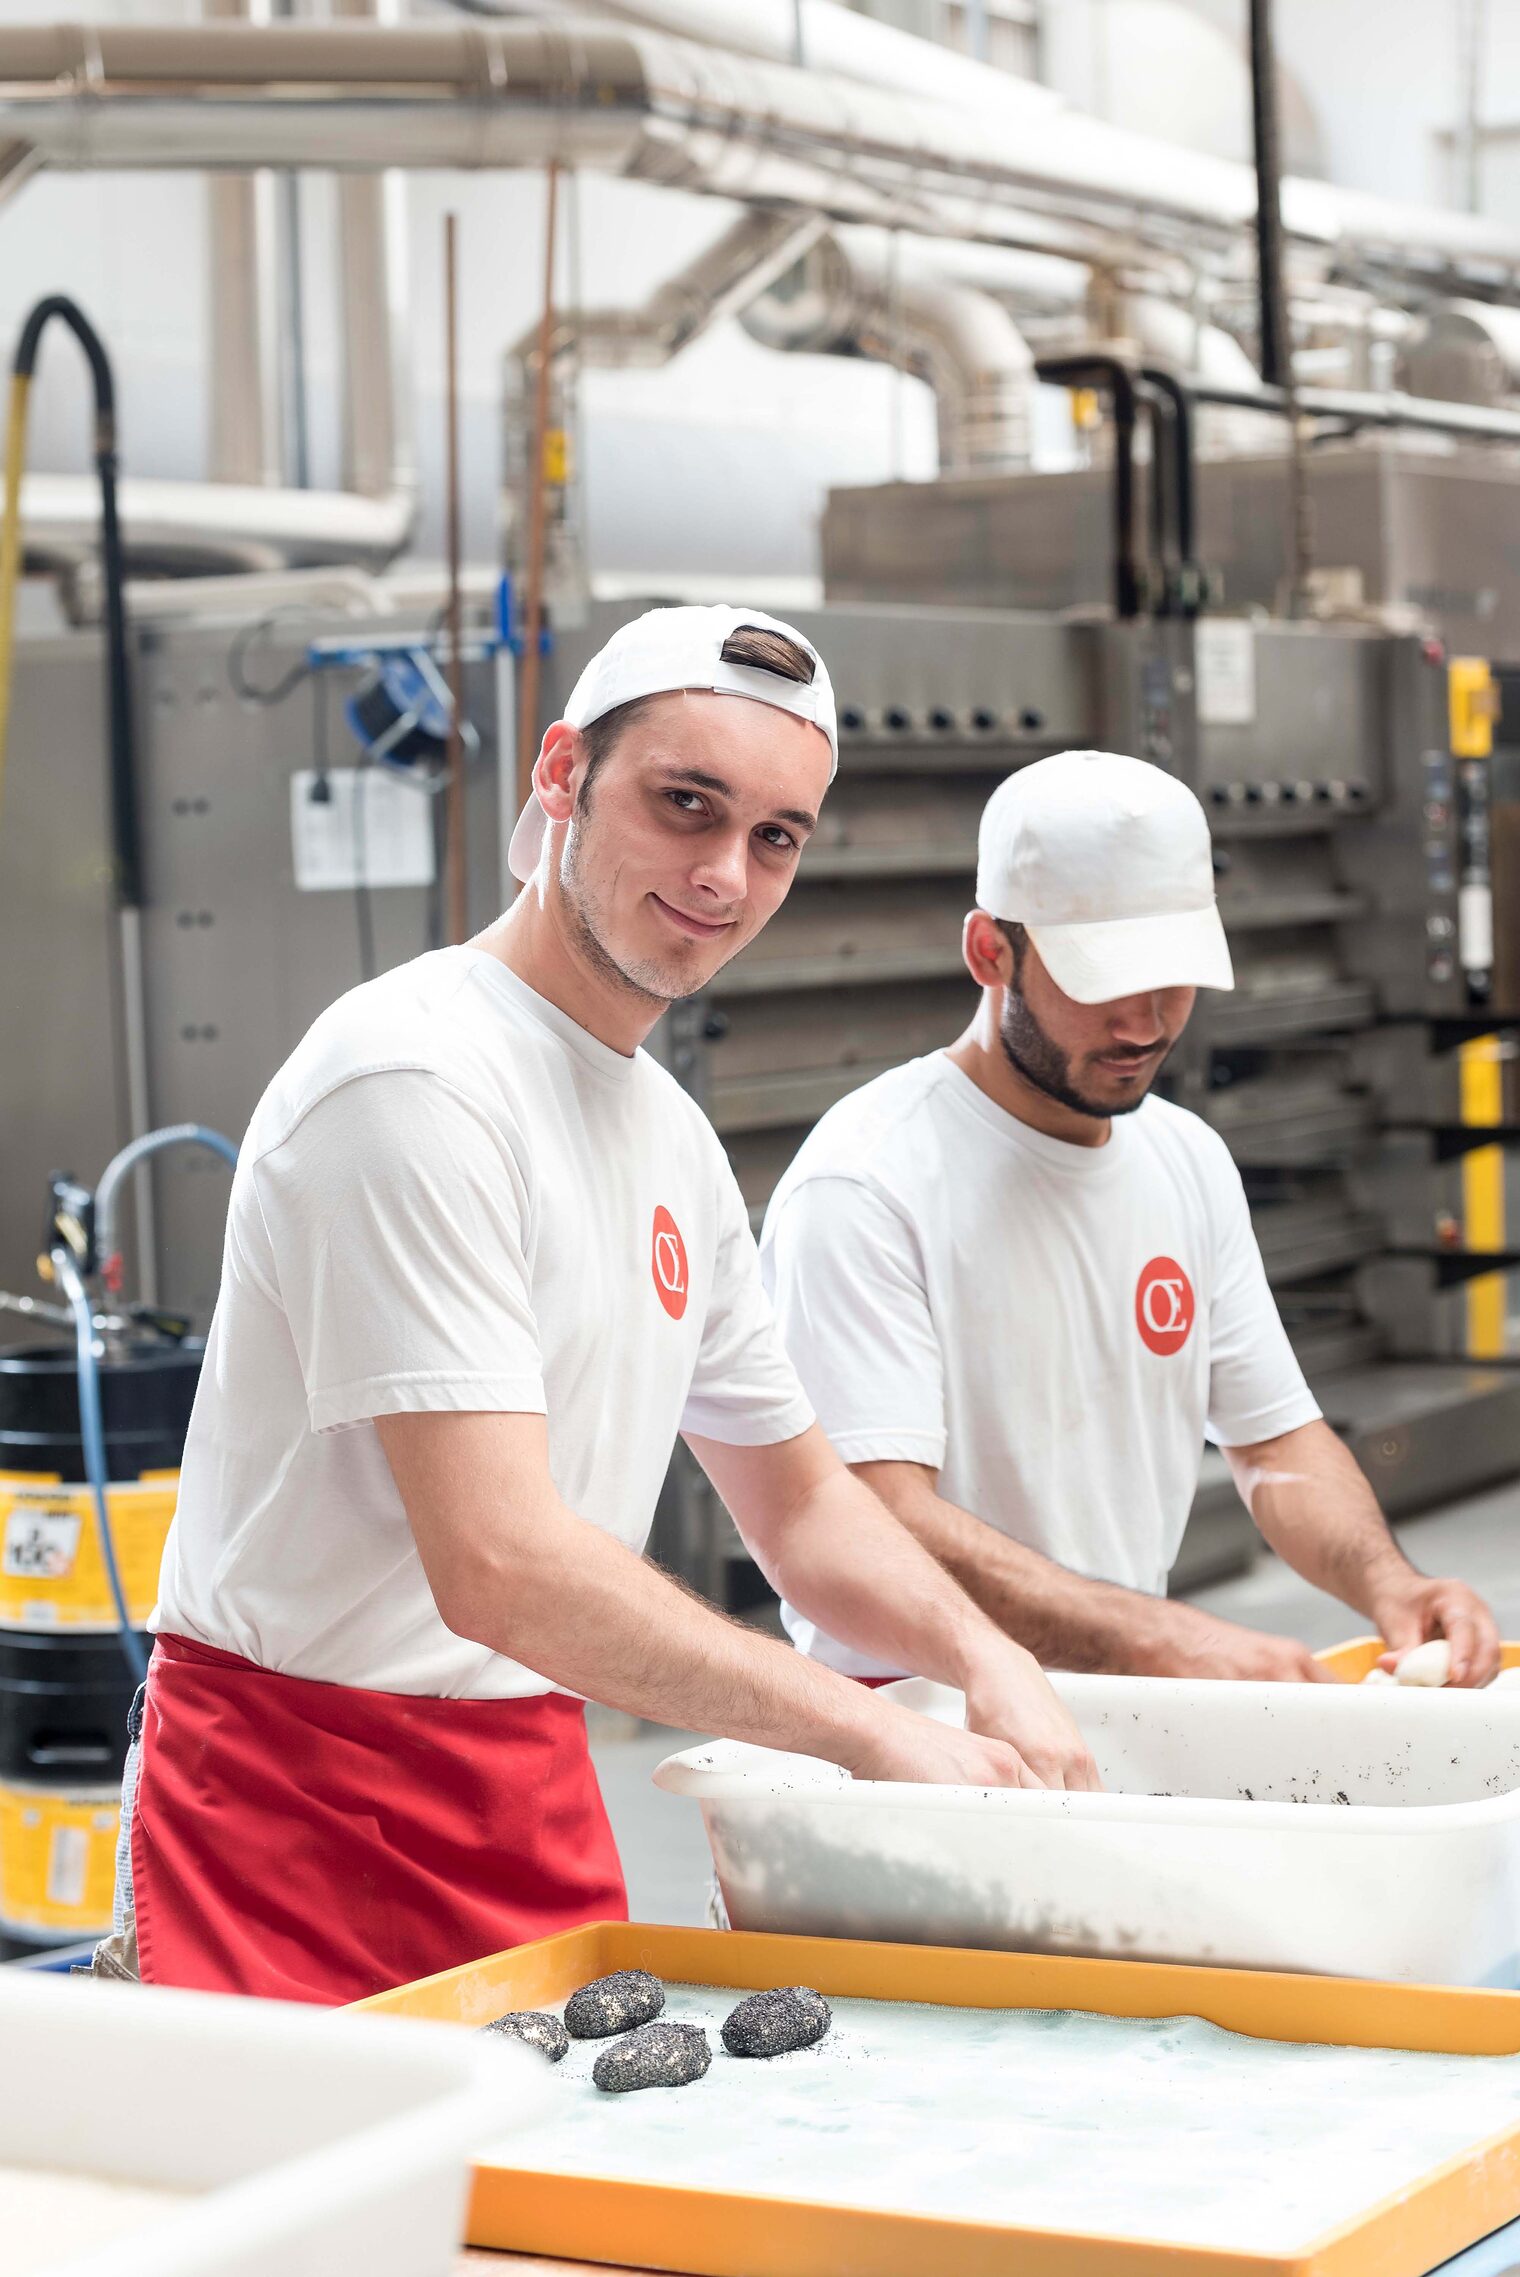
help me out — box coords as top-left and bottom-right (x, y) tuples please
(0, 1971), (538, 2277)
(654, 1673), (1520, 1987)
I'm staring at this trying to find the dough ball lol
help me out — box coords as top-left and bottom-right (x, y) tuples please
(1360, 1667), (1396, 1686)
(1395, 1640), (1453, 1688)
(477, 2010), (570, 2062)
(1489, 1667), (1520, 1689)
(721, 1986), (833, 2058)
(565, 1970), (665, 2040)
(592, 2021), (711, 2093)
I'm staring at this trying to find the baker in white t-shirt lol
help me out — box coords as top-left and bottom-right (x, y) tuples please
(762, 750), (1499, 1690)
(111, 607), (1095, 2005)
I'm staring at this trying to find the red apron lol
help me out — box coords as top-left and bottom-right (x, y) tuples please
(131, 1632), (627, 2005)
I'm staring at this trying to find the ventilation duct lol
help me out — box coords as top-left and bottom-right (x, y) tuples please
(741, 234), (1036, 471)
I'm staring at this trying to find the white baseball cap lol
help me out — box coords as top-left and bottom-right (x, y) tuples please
(975, 749), (1234, 1004)
(508, 603), (838, 884)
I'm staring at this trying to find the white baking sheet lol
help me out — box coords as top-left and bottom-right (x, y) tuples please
(493, 1985), (1520, 2253)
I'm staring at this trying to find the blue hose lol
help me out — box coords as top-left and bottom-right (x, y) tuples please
(53, 1246), (146, 1688)
(56, 1123), (242, 1688)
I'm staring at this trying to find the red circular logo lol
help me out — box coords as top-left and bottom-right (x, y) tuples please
(651, 1205), (689, 1321)
(1135, 1256), (1195, 1355)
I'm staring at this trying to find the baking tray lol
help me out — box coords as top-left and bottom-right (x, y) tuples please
(357, 1921), (1520, 2277)
(1319, 1636), (1520, 1680)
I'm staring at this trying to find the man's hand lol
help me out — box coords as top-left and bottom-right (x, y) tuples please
(1369, 1573), (1502, 1688)
(1130, 1600), (1335, 1683)
(842, 1700), (1084, 1792)
(960, 1642), (1102, 1789)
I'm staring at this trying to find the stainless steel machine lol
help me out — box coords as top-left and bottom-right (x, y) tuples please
(6, 524), (1520, 1614)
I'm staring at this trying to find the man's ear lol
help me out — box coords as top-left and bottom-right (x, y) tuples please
(533, 721), (583, 824)
(963, 909), (1014, 989)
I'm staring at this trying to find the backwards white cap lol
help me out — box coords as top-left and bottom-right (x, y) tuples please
(975, 749), (1234, 1004)
(508, 603), (838, 884)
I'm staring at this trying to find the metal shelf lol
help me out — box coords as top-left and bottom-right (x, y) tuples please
(707, 945), (968, 1000)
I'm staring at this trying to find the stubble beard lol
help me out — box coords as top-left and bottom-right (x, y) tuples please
(559, 815), (703, 1009)
(999, 990), (1163, 1122)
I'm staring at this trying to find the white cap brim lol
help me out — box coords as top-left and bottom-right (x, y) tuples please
(1027, 901), (1234, 1005)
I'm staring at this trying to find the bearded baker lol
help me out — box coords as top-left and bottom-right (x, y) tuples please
(103, 608), (1096, 2005)
(762, 749), (1500, 1689)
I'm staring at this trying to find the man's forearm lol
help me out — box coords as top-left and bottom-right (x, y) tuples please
(851, 1459), (1181, 1674)
(1223, 1421), (1409, 1613)
(742, 1461), (1014, 1689)
(451, 1497), (886, 1765)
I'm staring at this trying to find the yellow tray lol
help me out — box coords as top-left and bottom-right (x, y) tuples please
(1319, 1634), (1520, 1681)
(357, 1920), (1520, 2276)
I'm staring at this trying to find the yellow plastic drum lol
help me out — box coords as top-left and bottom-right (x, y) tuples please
(0, 1778), (118, 1940)
(0, 1470), (177, 1631)
(1317, 1635), (1520, 1682)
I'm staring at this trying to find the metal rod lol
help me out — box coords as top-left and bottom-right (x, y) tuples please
(1248, 0), (1288, 391)
(1185, 374), (1520, 443)
(442, 209), (467, 946)
(1248, 0), (1313, 615)
(516, 160), (560, 842)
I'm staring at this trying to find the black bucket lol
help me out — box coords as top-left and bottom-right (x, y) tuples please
(0, 1629), (142, 1782)
(0, 1340), (203, 1483)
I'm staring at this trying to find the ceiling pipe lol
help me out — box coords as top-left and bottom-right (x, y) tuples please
(452, 0), (1520, 295)
(740, 233), (1036, 471)
(5, 17), (1520, 294)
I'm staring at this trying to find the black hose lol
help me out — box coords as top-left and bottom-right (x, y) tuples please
(1139, 363), (1203, 617)
(1035, 353), (1144, 620)
(14, 297), (141, 909)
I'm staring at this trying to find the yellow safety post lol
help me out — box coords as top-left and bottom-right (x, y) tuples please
(1451, 658), (1507, 1356)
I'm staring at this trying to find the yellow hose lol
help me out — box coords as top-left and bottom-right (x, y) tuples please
(0, 368), (32, 828)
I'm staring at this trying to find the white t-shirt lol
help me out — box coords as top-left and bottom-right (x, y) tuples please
(760, 1053), (1319, 1676)
(155, 948), (813, 1699)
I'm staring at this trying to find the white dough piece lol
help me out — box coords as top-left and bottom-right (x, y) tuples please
(1490, 1667), (1520, 1690)
(1395, 1640), (1453, 1689)
(1360, 1666), (1396, 1686)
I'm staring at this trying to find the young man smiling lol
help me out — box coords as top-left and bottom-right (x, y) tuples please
(763, 749), (1500, 1690)
(117, 607), (1094, 2006)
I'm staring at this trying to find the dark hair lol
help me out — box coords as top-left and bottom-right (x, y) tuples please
(577, 622), (817, 800)
(996, 918), (1029, 969)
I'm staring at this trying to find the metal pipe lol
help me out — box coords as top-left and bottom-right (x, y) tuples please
(442, 211), (467, 948)
(203, 0), (286, 489)
(458, 0), (1520, 290)
(1184, 375), (1520, 443)
(742, 233), (1037, 470)
(1248, 0), (1289, 391)
(8, 16), (1520, 290)
(1248, 0), (1313, 616)
(332, 0), (414, 512)
(517, 163), (560, 828)
(13, 470), (415, 574)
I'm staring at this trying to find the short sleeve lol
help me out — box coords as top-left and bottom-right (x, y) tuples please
(1203, 1144), (1322, 1447)
(253, 1070), (548, 1434)
(678, 1161), (815, 1448)
(760, 1175), (947, 1468)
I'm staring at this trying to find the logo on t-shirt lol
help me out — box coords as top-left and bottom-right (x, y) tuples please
(651, 1205), (689, 1321)
(1135, 1256), (1195, 1355)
